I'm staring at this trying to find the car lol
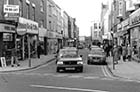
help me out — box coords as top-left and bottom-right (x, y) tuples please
(87, 48), (106, 65)
(56, 49), (83, 72)
(55, 47), (78, 64)
(90, 45), (100, 50)
(77, 44), (84, 49)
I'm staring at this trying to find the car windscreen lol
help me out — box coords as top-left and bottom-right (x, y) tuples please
(61, 53), (78, 58)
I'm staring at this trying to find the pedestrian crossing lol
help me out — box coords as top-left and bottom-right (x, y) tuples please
(1, 72), (140, 83)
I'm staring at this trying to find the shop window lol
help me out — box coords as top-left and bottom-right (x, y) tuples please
(3, 33), (13, 41)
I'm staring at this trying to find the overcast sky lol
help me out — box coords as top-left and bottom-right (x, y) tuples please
(53, 0), (109, 36)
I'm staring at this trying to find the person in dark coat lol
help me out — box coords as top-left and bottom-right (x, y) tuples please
(37, 44), (42, 58)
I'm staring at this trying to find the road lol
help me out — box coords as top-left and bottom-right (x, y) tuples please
(0, 48), (140, 92)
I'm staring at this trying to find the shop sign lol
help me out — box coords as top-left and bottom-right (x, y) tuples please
(39, 27), (47, 37)
(0, 23), (15, 33)
(56, 33), (62, 39)
(117, 23), (122, 31)
(121, 18), (129, 28)
(130, 8), (140, 25)
(3, 5), (19, 13)
(47, 31), (55, 38)
(17, 17), (38, 34)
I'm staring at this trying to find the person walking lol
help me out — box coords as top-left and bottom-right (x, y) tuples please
(122, 45), (127, 62)
(113, 45), (119, 64)
(37, 43), (42, 59)
(127, 44), (132, 61)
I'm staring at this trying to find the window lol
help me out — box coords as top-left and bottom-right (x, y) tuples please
(19, 0), (23, 17)
(26, 3), (30, 19)
(94, 23), (97, 29)
(4, 0), (8, 4)
(40, 0), (44, 12)
(32, 7), (35, 21)
(49, 21), (51, 31)
(40, 20), (44, 27)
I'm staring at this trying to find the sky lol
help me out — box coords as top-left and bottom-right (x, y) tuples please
(53, 0), (108, 36)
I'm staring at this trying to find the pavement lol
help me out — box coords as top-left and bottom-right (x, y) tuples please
(107, 56), (140, 81)
(0, 54), (56, 73)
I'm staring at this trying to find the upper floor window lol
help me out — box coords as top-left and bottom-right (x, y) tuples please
(4, 0), (9, 4)
(40, 0), (44, 12)
(26, 3), (30, 19)
(18, 0), (23, 17)
(40, 20), (44, 27)
(32, 6), (35, 21)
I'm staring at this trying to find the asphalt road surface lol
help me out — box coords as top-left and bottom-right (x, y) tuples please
(0, 48), (140, 92)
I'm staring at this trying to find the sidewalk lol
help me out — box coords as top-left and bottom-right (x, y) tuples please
(0, 54), (56, 73)
(107, 56), (140, 81)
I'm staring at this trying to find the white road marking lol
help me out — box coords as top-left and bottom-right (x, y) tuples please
(68, 75), (83, 78)
(30, 85), (109, 92)
(53, 74), (68, 77)
(84, 76), (99, 79)
(101, 66), (112, 78)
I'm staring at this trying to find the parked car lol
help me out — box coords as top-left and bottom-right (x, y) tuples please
(56, 48), (83, 72)
(87, 48), (106, 64)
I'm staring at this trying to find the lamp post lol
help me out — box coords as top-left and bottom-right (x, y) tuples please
(111, 31), (115, 70)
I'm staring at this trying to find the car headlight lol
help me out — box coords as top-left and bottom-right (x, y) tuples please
(77, 61), (83, 64)
(57, 61), (63, 64)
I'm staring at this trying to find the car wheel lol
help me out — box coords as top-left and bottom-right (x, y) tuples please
(80, 67), (83, 72)
(56, 68), (60, 72)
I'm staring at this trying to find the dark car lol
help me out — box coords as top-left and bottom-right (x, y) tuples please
(56, 49), (83, 72)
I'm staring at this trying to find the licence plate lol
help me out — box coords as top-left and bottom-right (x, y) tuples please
(66, 68), (75, 70)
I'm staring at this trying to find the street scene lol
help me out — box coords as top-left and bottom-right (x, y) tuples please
(0, 0), (140, 92)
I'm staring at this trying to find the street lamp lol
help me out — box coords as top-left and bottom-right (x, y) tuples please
(110, 31), (115, 70)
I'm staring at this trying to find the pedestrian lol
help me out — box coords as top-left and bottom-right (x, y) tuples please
(122, 45), (127, 62)
(118, 45), (122, 61)
(37, 43), (42, 58)
(113, 45), (119, 64)
(127, 44), (132, 61)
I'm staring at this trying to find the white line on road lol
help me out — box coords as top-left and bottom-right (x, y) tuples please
(30, 85), (109, 92)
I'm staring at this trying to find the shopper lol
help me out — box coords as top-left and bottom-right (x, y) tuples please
(113, 45), (119, 64)
(122, 45), (127, 62)
(37, 43), (42, 59)
(127, 44), (132, 61)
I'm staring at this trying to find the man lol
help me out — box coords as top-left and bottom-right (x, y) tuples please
(37, 43), (42, 58)
(127, 44), (132, 61)
(122, 45), (127, 62)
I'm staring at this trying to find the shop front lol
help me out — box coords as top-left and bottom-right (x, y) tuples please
(47, 31), (57, 54)
(115, 18), (129, 46)
(16, 17), (39, 60)
(56, 33), (63, 49)
(39, 27), (47, 55)
(0, 20), (16, 65)
(129, 8), (140, 58)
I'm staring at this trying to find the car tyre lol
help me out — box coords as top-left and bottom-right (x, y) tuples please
(78, 67), (83, 72)
(56, 67), (60, 72)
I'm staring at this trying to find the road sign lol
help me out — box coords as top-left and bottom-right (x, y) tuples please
(3, 4), (19, 13)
